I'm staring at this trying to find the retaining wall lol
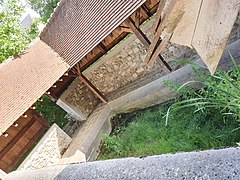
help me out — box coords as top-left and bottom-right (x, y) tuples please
(18, 124), (72, 171)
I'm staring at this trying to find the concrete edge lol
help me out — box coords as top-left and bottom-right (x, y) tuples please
(5, 147), (240, 180)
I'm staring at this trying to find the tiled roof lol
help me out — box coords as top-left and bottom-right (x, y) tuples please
(0, 40), (69, 135)
(40, 0), (146, 67)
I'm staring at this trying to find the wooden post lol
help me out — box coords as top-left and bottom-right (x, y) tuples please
(152, 0), (168, 34)
(144, 0), (177, 64)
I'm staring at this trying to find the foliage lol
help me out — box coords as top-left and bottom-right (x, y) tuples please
(0, 0), (29, 63)
(101, 133), (122, 156)
(35, 95), (68, 128)
(165, 56), (240, 125)
(0, 0), (41, 63)
(26, 18), (41, 40)
(27, 0), (60, 23)
(98, 103), (240, 160)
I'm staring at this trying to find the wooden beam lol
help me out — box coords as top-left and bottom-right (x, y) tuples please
(148, 12), (184, 65)
(79, 74), (108, 103)
(32, 111), (49, 128)
(144, 0), (177, 64)
(148, 33), (172, 65)
(141, 4), (151, 17)
(120, 26), (132, 33)
(140, 6), (150, 19)
(135, 9), (141, 27)
(0, 117), (36, 160)
(5, 126), (46, 173)
(126, 17), (172, 71)
(98, 42), (107, 53)
(152, 0), (168, 34)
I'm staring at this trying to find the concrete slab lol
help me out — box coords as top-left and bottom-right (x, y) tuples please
(5, 147), (240, 180)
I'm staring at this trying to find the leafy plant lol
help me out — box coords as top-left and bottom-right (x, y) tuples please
(101, 133), (122, 156)
(26, 18), (41, 40)
(0, 0), (29, 62)
(165, 56), (240, 126)
(27, 0), (60, 23)
(35, 95), (68, 128)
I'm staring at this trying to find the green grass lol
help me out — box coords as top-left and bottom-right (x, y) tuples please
(35, 95), (68, 128)
(99, 104), (240, 160)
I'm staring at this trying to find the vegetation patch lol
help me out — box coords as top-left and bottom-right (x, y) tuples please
(98, 60), (240, 160)
(35, 96), (68, 128)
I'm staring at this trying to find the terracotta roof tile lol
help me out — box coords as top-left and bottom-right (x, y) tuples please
(40, 0), (146, 67)
(0, 40), (69, 135)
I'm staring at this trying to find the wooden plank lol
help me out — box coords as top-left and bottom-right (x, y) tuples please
(33, 113), (49, 128)
(144, 0), (177, 64)
(98, 42), (108, 53)
(126, 17), (172, 71)
(120, 26), (132, 33)
(148, 33), (172, 65)
(192, 0), (240, 74)
(5, 126), (46, 173)
(140, 6), (150, 19)
(148, 12), (184, 65)
(79, 74), (108, 103)
(152, 0), (168, 34)
(0, 117), (36, 160)
(141, 4), (152, 17)
(170, 0), (202, 47)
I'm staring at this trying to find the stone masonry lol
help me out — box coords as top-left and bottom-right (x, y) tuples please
(18, 124), (72, 171)
(83, 20), (199, 100)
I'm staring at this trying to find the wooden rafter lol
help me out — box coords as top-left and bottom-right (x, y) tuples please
(140, 6), (150, 19)
(98, 42), (108, 53)
(5, 125), (46, 172)
(144, 0), (177, 64)
(126, 17), (172, 71)
(141, 4), (152, 18)
(0, 117), (36, 160)
(120, 26), (132, 33)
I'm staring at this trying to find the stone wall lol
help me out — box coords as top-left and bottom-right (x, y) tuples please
(83, 20), (199, 100)
(57, 78), (100, 120)
(18, 124), (72, 171)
